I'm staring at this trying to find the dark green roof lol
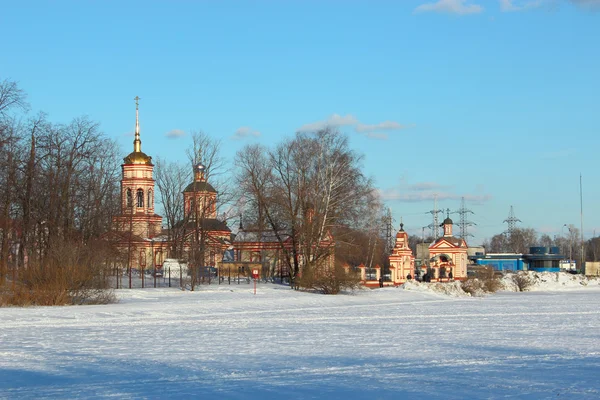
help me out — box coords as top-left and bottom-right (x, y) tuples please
(181, 218), (230, 232)
(183, 181), (217, 193)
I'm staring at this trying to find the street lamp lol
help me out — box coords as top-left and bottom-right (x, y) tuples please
(568, 227), (573, 270)
(152, 239), (156, 288)
(563, 224), (573, 271)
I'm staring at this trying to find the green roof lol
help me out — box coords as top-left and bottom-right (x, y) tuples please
(183, 181), (217, 193)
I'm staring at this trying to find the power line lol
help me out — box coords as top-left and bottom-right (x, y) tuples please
(426, 194), (443, 239)
(454, 197), (475, 239)
(503, 205), (521, 239)
(382, 207), (395, 255)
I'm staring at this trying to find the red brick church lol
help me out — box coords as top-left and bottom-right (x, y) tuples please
(107, 98), (230, 274)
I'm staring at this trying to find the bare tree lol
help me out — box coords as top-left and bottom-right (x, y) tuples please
(0, 79), (30, 279)
(0, 79), (119, 303)
(235, 128), (377, 288)
(484, 228), (538, 254)
(507, 228), (538, 254)
(539, 234), (554, 248)
(76, 138), (121, 240)
(0, 118), (23, 282)
(0, 79), (29, 119)
(154, 157), (189, 258)
(185, 131), (233, 289)
(586, 236), (600, 262)
(17, 114), (45, 267)
(234, 144), (273, 277)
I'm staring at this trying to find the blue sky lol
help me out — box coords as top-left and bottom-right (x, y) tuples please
(2, 0), (599, 245)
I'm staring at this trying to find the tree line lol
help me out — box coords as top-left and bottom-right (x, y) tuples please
(0, 79), (385, 300)
(0, 79), (122, 304)
(484, 226), (600, 266)
(4, 77), (595, 303)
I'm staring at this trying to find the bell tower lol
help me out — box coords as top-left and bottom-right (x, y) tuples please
(113, 97), (162, 238)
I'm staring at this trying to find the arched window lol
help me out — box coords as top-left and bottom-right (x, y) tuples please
(189, 198), (196, 216)
(147, 190), (153, 209)
(137, 189), (144, 208)
(126, 189), (133, 208)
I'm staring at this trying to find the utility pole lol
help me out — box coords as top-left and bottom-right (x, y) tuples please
(382, 207), (395, 255)
(377, 207), (395, 281)
(426, 195), (443, 239)
(580, 173), (584, 274)
(454, 197), (476, 240)
(566, 225), (573, 267)
(503, 205), (521, 240)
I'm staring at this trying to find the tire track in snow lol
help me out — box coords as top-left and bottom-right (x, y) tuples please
(2, 306), (599, 330)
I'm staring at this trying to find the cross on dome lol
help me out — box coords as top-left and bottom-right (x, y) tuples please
(194, 162), (207, 182)
(123, 96), (153, 165)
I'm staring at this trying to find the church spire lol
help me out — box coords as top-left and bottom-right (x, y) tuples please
(123, 96), (152, 165)
(134, 96), (141, 153)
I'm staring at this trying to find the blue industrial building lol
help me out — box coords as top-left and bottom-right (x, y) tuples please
(470, 247), (562, 273)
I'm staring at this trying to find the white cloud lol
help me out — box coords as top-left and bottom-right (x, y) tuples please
(326, 114), (359, 127)
(415, 0), (484, 15)
(380, 189), (492, 204)
(123, 131), (134, 137)
(379, 181), (492, 204)
(297, 114), (359, 132)
(500, 0), (544, 12)
(297, 114), (411, 140)
(538, 225), (559, 234)
(408, 182), (451, 192)
(569, 0), (600, 10)
(365, 132), (389, 140)
(356, 121), (408, 133)
(232, 126), (261, 140)
(166, 129), (186, 139)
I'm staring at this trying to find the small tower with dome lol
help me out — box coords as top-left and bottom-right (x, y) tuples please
(183, 163), (218, 220)
(178, 161), (230, 270)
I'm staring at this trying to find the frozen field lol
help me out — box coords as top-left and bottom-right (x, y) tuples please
(1, 279), (600, 399)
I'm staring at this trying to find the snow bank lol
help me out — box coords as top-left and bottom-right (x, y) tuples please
(400, 272), (600, 299)
(500, 271), (600, 292)
(401, 280), (472, 297)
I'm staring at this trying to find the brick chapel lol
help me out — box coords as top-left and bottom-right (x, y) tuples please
(108, 98), (230, 272)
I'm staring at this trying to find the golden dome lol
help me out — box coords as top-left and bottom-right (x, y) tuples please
(123, 151), (153, 165)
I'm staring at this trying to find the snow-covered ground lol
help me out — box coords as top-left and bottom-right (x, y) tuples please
(2, 275), (600, 399)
